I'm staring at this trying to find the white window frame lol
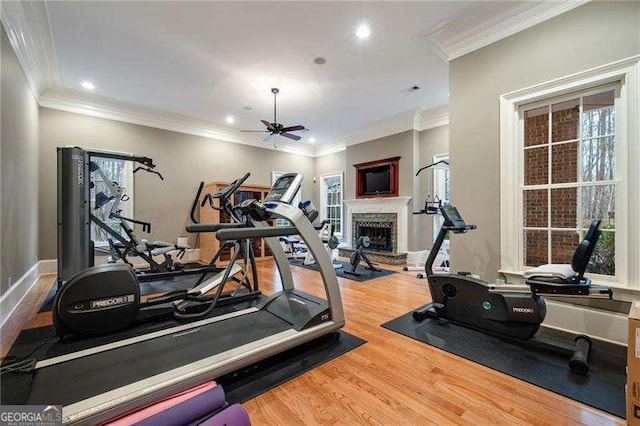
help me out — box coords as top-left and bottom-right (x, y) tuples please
(432, 153), (450, 243)
(499, 55), (639, 290)
(520, 84), (619, 280)
(320, 172), (344, 238)
(90, 153), (135, 247)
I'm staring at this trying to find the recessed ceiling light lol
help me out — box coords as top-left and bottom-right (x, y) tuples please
(243, 106), (252, 111)
(309, 137), (316, 143)
(313, 57), (326, 65)
(81, 81), (95, 90)
(225, 116), (235, 124)
(355, 24), (371, 39)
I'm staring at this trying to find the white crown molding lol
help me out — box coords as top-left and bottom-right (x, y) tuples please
(344, 109), (417, 147)
(418, 1), (589, 62)
(344, 105), (450, 148)
(0, 0), (61, 100)
(415, 105), (449, 131)
(315, 143), (347, 157)
(39, 88), (317, 157)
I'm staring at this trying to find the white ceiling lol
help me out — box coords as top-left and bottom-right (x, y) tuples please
(46, 1), (476, 147)
(3, 1), (586, 155)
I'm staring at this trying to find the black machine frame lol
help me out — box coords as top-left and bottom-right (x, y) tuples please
(412, 204), (612, 375)
(57, 147), (222, 287)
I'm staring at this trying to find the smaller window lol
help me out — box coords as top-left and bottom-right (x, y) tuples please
(321, 173), (343, 238)
(432, 154), (450, 242)
(90, 157), (134, 246)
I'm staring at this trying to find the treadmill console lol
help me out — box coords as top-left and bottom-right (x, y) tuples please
(440, 204), (467, 229)
(265, 173), (303, 204)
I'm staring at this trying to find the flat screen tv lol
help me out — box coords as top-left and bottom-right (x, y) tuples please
(363, 166), (391, 194)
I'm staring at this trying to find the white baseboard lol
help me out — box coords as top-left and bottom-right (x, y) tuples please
(0, 260), (54, 329)
(38, 259), (57, 274)
(543, 300), (628, 345)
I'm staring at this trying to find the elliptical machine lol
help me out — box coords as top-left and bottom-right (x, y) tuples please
(53, 173), (261, 340)
(412, 204), (612, 375)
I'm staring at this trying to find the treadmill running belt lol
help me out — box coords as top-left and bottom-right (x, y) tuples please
(25, 311), (291, 406)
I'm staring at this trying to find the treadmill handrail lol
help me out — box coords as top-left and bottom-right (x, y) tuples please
(216, 226), (299, 241)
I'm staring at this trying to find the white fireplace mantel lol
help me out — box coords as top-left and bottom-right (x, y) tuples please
(344, 197), (412, 253)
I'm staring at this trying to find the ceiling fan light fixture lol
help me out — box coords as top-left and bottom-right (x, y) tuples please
(309, 137), (316, 143)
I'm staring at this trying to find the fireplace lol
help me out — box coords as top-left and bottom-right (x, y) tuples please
(352, 213), (397, 253)
(356, 221), (393, 252)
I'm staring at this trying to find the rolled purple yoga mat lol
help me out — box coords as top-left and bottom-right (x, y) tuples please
(198, 404), (251, 426)
(135, 385), (226, 426)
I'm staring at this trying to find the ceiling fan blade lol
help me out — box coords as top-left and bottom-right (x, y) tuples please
(263, 133), (274, 142)
(280, 132), (302, 141)
(261, 120), (275, 131)
(241, 130), (268, 133)
(279, 125), (306, 133)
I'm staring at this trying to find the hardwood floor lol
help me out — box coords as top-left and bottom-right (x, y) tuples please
(2, 261), (623, 425)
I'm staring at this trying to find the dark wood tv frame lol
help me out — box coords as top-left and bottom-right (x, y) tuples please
(353, 157), (400, 199)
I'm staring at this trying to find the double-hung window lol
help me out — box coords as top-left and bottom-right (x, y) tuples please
(320, 173), (343, 238)
(500, 56), (639, 288)
(522, 87), (617, 276)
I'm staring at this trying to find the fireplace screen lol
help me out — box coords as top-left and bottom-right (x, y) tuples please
(356, 221), (393, 252)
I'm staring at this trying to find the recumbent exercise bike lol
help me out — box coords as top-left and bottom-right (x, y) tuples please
(412, 204), (612, 375)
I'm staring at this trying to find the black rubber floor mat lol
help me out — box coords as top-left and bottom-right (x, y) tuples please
(218, 330), (366, 403)
(291, 260), (397, 282)
(382, 311), (626, 418)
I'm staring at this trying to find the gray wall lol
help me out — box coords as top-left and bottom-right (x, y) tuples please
(313, 127), (449, 251)
(1, 25), (40, 294)
(345, 130), (417, 250)
(344, 130), (415, 201)
(449, 1), (640, 281)
(416, 125), (449, 250)
(38, 108), (316, 260)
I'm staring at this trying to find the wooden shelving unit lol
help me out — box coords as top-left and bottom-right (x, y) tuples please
(198, 181), (273, 263)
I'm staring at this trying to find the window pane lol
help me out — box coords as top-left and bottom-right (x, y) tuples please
(550, 188), (577, 228)
(581, 137), (615, 182)
(524, 189), (548, 227)
(551, 99), (579, 142)
(582, 91), (615, 137)
(585, 229), (615, 275)
(90, 159), (127, 243)
(524, 146), (548, 185)
(524, 106), (548, 147)
(581, 185), (615, 228)
(551, 142), (578, 183)
(551, 230), (579, 264)
(524, 230), (548, 267)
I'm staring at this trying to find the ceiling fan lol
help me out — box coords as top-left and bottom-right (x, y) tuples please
(241, 88), (307, 142)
